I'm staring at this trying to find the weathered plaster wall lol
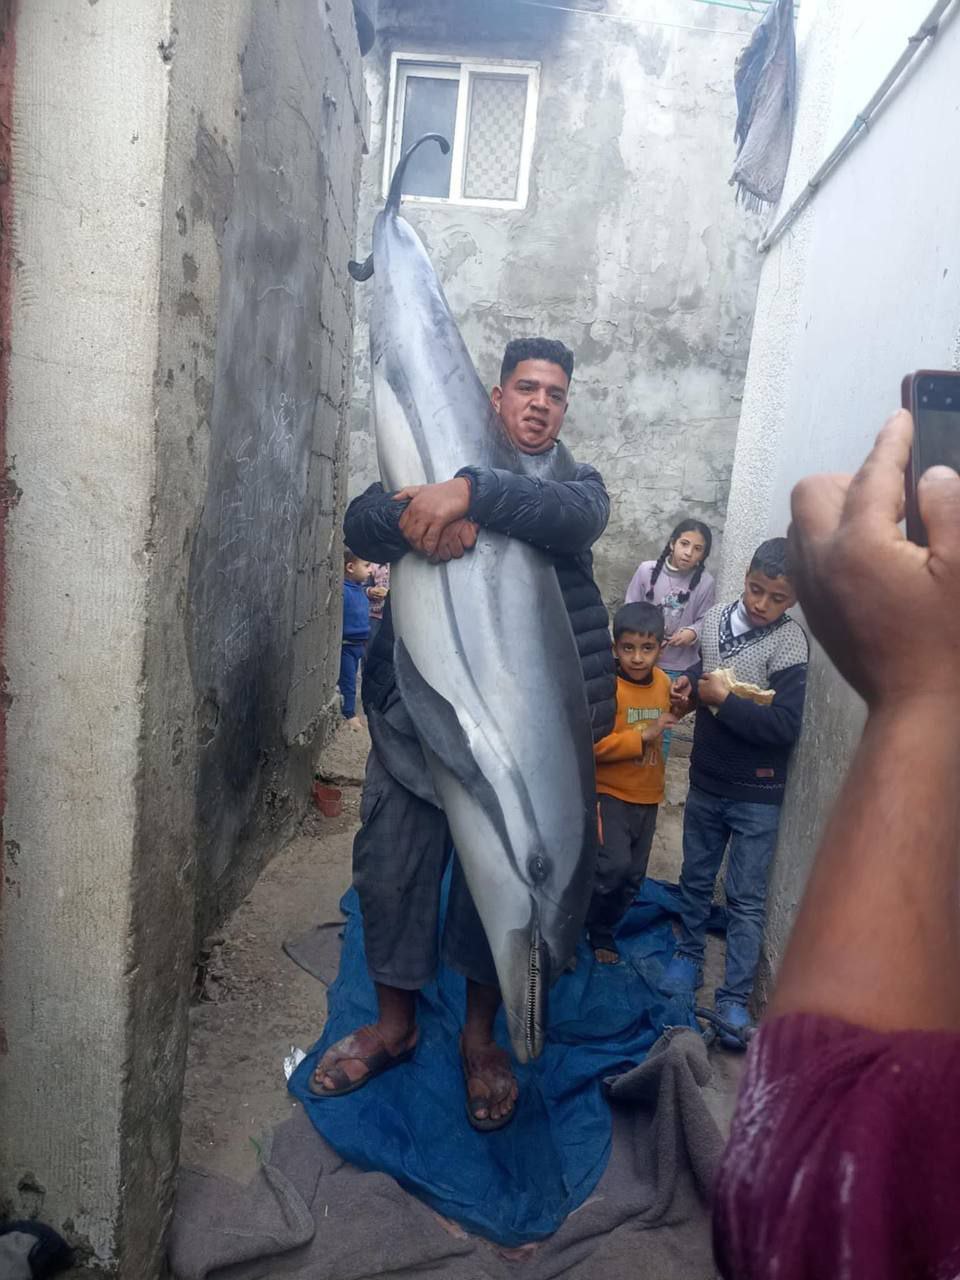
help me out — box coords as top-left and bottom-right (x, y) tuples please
(0, 1), (169, 1266)
(0, 0), (366, 1271)
(349, 0), (762, 600)
(719, 0), (960, 998)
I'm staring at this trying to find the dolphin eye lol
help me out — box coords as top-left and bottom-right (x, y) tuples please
(528, 855), (550, 883)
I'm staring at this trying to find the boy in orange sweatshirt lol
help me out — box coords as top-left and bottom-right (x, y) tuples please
(587, 601), (677, 963)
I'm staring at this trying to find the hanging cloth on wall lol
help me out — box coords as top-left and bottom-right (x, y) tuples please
(730, 0), (797, 210)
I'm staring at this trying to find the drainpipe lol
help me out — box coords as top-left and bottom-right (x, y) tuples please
(758, 0), (958, 253)
(0, 0), (18, 1035)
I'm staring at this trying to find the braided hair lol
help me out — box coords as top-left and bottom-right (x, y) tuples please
(645, 519), (713, 604)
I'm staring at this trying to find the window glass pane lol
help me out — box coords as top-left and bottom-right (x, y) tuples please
(398, 74), (459, 197)
(463, 75), (528, 202)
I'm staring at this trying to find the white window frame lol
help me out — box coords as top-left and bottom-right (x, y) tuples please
(382, 52), (541, 211)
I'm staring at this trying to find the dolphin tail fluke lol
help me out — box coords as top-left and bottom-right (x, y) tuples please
(348, 134), (450, 281)
(386, 133), (450, 213)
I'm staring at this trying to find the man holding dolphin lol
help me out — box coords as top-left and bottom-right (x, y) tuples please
(311, 338), (614, 1130)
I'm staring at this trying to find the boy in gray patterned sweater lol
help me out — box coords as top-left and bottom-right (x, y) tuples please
(661, 538), (809, 1045)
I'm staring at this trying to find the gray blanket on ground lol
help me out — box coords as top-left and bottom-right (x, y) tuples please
(282, 921), (343, 986)
(169, 1028), (725, 1280)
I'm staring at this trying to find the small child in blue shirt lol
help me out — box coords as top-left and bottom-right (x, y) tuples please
(339, 548), (372, 727)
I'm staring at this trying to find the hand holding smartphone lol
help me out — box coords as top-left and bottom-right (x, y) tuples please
(901, 370), (960, 544)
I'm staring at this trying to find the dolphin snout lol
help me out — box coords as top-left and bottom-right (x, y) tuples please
(500, 909), (550, 1063)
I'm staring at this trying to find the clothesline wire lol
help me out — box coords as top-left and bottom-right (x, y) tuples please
(512, 0), (746, 37)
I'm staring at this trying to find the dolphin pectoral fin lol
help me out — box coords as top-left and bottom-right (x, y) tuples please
(366, 707), (440, 808)
(394, 638), (484, 792)
(348, 253), (375, 282)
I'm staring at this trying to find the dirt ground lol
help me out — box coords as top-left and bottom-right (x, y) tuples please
(178, 718), (740, 1194)
(179, 725), (369, 1184)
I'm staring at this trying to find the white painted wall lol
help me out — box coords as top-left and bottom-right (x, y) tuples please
(721, 0), (960, 993)
(1, 0), (168, 1261)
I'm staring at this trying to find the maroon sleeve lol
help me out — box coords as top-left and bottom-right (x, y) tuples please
(713, 1013), (960, 1280)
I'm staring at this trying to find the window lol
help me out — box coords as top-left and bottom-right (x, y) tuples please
(383, 54), (540, 209)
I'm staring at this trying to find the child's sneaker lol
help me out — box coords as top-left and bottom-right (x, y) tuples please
(659, 954), (702, 996)
(714, 999), (755, 1050)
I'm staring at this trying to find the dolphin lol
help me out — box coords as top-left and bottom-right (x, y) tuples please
(352, 135), (597, 1063)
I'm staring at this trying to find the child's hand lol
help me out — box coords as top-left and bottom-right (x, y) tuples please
(665, 628), (697, 647)
(670, 676), (693, 716)
(367, 586), (388, 600)
(639, 712), (678, 742)
(698, 671), (730, 706)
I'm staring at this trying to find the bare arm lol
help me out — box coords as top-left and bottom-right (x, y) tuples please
(771, 410), (960, 1032)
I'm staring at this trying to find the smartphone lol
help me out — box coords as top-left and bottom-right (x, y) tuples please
(901, 370), (960, 544)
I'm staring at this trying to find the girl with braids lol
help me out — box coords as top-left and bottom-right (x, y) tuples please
(625, 518), (715, 677)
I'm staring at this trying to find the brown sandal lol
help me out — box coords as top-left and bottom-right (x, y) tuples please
(459, 1038), (518, 1132)
(309, 1025), (417, 1097)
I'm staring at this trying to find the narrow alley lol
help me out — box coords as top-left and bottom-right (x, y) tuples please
(4, 1), (960, 1275)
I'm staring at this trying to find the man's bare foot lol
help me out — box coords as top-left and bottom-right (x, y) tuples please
(459, 1034), (518, 1130)
(593, 946), (620, 965)
(310, 1023), (418, 1095)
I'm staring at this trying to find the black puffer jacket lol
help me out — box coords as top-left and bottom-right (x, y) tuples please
(344, 462), (616, 743)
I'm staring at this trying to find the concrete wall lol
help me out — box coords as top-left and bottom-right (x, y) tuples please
(0, 1), (365, 1270)
(349, 0), (763, 601)
(719, 0), (960, 997)
(183, 0), (366, 934)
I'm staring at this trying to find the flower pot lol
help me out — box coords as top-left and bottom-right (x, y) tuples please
(312, 782), (343, 818)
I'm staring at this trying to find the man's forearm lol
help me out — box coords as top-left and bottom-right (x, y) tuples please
(770, 696), (960, 1031)
(457, 465), (609, 553)
(344, 486), (411, 563)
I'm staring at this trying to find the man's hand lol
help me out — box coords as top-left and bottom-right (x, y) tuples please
(670, 675), (694, 717)
(698, 671), (730, 707)
(431, 518), (478, 563)
(366, 586), (388, 601)
(789, 410), (960, 708)
(395, 478), (472, 558)
(664, 628), (697, 648)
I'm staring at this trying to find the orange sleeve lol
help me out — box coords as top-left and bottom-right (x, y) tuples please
(594, 727), (645, 763)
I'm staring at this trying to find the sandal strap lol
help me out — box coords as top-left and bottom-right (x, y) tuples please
(460, 1040), (515, 1104)
(312, 1025), (390, 1079)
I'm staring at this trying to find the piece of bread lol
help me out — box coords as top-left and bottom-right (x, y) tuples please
(714, 667), (776, 706)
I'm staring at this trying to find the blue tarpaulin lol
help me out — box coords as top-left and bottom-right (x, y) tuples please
(289, 880), (709, 1247)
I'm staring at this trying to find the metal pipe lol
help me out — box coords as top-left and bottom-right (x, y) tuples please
(758, 0), (958, 253)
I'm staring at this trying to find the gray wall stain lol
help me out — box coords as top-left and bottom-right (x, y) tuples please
(186, 0), (365, 934)
(191, 120), (236, 234)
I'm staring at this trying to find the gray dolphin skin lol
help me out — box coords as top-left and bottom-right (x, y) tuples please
(353, 135), (597, 1063)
